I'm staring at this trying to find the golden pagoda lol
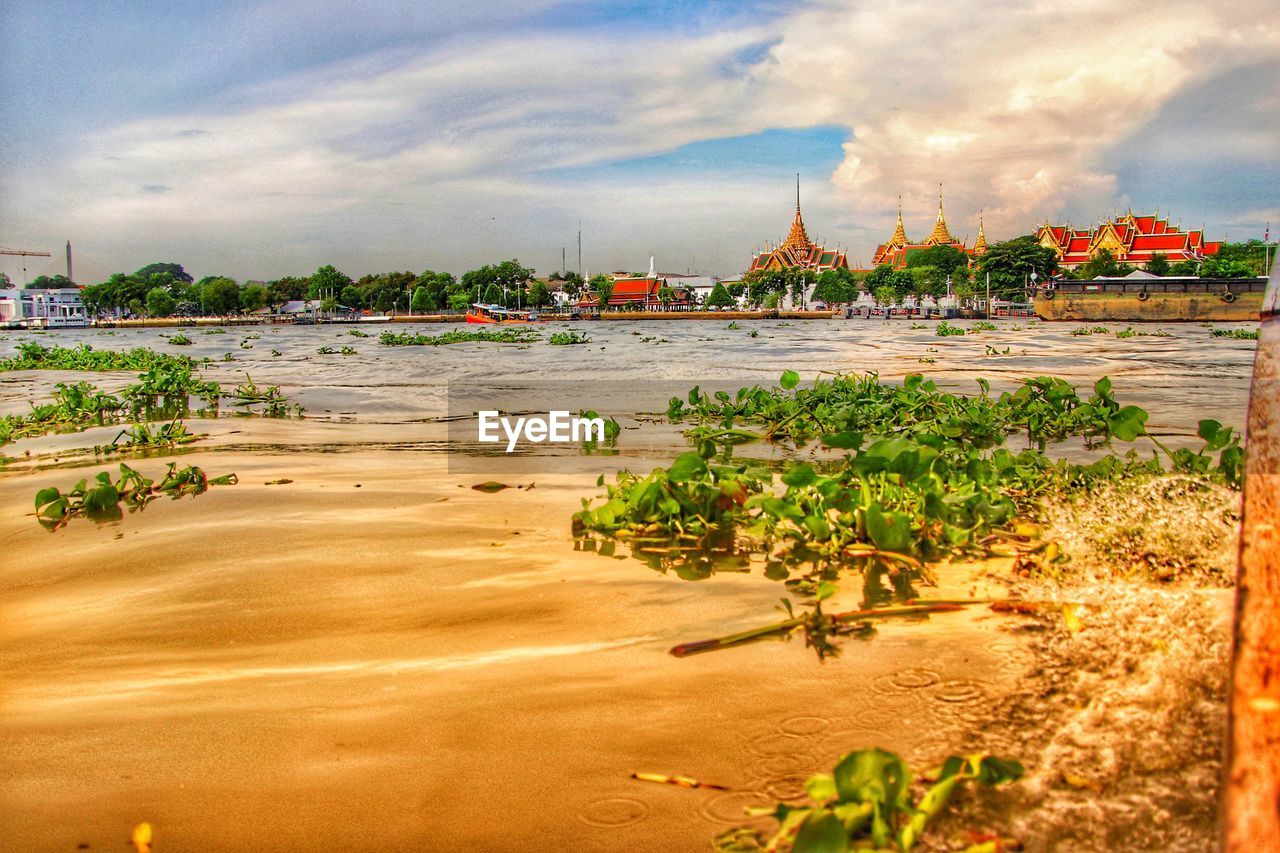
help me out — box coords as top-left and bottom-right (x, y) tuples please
(747, 175), (849, 274)
(923, 184), (956, 246)
(973, 211), (989, 256)
(885, 196), (910, 252)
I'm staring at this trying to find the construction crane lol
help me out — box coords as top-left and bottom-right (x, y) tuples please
(0, 247), (54, 287)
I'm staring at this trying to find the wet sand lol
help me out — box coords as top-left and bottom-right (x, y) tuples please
(0, 319), (1258, 850)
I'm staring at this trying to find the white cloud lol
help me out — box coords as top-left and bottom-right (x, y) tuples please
(4, 0), (1278, 281)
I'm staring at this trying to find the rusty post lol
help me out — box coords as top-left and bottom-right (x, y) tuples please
(1223, 264), (1280, 847)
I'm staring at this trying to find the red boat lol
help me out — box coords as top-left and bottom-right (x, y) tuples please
(465, 303), (542, 324)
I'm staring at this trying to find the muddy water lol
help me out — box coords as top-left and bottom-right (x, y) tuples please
(0, 319), (1258, 851)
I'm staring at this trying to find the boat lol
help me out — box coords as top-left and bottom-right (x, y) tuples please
(1033, 276), (1267, 322)
(465, 303), (542, 324)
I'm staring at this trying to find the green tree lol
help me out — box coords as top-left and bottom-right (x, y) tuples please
(0, 271), (11, 287)
(976, 236), (1059, 297)
(528, 281), (551, 308)
(657, 285), (674, 308)
(482, 283), (503, 305)
(705, 281), (735, 308)
(341, 285), (364, 308)
(201, 277), (241, 315)
(448, 292), (471, 311)
(240, 283), (269, 313)
(812, 268), (857, 304)
(145, 287), (176, 317)
(873, 284), (898, 306)
(135, 262), (193, 283)
(1169, 260), (1199, 276)
(270, 276), (308, 306)
(592, 275), (614, 308)
(309, 264), (353, 300)
(1077, 249), (1122, 279)
(26, 274), (76, 289)
(905, 244), (968, 274)
(1200, 252), (1256, 278)
(1144, 252), (1170, 276)
(908, 265), (948, 299)
(410, 287), (431, 314)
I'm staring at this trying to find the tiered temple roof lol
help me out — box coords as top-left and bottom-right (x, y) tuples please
(871, 185), (975, 269)
(1036, 210), (1221, 269)
(748, 178), (849, 274)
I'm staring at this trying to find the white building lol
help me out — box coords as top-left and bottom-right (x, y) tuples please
(0, 288), (89, 328)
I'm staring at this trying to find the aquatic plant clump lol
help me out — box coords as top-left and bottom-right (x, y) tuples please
(0, 342), (199, 374)
(668, 372), (1157, 453)
(1211, 327), (1260, 340)
(935, 321), (966, 337)
(549, 331), (591, 345)
(34, 462), (237, 530)
(378, 328), (540, 346)
(712, 747), (1023, 853)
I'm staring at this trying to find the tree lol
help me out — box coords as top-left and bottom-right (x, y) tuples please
(270, 277), (308, 307)
(26, 274), (76, 289)
(705, 281), (735, 309)
(528, 281), (551, 308)
(135, 262), (193, 283)
(409, 287), (430, 313)
(0, 271), (10, 288)
(1208, 239), (1274, 276)
(976, 236), (1059, 297)
(341, 285), (364, 309)
(145, 287), (176, 317)
(482, 283), (503, 305)
(309, 265), (353, 300)
(1144, 252), (1170, 276)
(812, 268), (857, 304)
(1200, 252), (1256, 278)
(908, 265), (947, 299)
(1077, 249), (1122, 280)
(1169, 260), (1199, 276)
(657, 285), (674, 308)
(873, 284), (898, 306)
(905, 244), (968, 275)
(950, 266), (975, 301)
(201, 277), (241, 315)
(240, 283), (269, 313)
(448, 292), (471, 311)
(592, 275), (614, 308)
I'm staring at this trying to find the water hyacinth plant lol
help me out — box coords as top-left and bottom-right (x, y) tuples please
(34, 462), (237, 530)
(379, 329), (539, 346)
(712, 747), (1023, 853)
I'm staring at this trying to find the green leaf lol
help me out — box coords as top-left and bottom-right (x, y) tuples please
(865, 503), (911, 553)
(34, 487), (61, 510)
(780, 370), (800, 391)
(821, 431), (864, 450)
(804, 773), (839, 805)
(792, 811), (848, 853)
(782, 463), (817, 488)
(667, 452), (710, 484)
(1108, 405), (1148, 441)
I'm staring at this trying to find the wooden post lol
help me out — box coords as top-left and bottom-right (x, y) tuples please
(1223, 268), (1280, 848)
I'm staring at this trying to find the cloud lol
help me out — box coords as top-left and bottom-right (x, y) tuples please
(3, 0), (1277, 280)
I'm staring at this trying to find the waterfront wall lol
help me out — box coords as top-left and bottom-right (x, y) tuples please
(1035, 291), (1263, 322)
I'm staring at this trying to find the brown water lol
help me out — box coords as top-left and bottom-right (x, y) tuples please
(0, 319), (1258, 851)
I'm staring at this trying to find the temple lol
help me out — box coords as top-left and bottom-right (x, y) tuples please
(747, 177), (849, 274)
(871, 185), (981, 269)
(1036, 211), (1221, 270)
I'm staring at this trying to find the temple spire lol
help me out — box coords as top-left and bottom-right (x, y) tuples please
(782, 174), (810, 251)
(925, 182), (956, 245)
(973, 210), (989, 255)
(887, 195), (910, 249)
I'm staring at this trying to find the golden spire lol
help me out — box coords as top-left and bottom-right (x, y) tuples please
(973, 210), (989, 255)
(887, 195), (910, 248)
(781, 173), (811, 251)
(924, 182), (956, 245)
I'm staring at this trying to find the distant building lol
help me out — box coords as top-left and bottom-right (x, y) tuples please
(871, 186), (985, 269)
(0, 287), (88, 328)
(1036, 211), (1221, 270)
(576, 275), (692, 311)
(748, 180), (849, 275)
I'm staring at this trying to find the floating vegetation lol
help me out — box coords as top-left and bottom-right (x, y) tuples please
(984, 345), (1011, 355)
(711, 748), (1022, 852)
(222, 352), (235, 362)
(0, 343), (197, 374)
(317, 346), (336, 354)
(968, 321), (997, 334)
(270, 349), (282, 357)
(348, 329), (371, 337)
(727, 321), (741, 330)
(225, 374), (301, 417)
(1211, 327), (1259, 340)
(910, 323), (929, 329)
(34, 463), (237, 530)
(1115, 326), (1172, 338)
(379, 328), (539, 346)
(340, 346), (357, 355)
(935, 321), (966, 337)
(200, 328), (226, 335)
(167, 333), (193, 346)
(748, 329), (760, 338)
(97, 420), (201, 453)
(1070, 326), (1110, 336)
(549, 331), (591, 345)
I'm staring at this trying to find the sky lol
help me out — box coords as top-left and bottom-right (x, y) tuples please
(1, 0), (1277, 284)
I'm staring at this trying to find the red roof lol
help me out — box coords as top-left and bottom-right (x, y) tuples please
(1131, 234), (1189, 251)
